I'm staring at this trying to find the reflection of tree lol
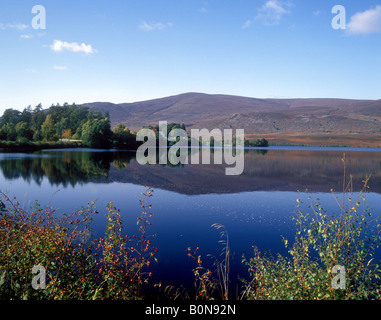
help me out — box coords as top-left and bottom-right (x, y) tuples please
(1, 149), (380, 194)
(244, 149), (268, 156)
(0, 151), (135, 187)
(112, 160), (128, 170)
(0, 157), (45, 184)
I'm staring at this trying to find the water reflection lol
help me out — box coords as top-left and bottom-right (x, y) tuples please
(0, 148), (380, 194)
(0, 150), (120, 187)
(1, 148), (380, 294)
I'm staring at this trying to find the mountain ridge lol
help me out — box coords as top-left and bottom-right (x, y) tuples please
(82, 92), (381, 147)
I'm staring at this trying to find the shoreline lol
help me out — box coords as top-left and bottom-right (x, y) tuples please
(1, 144), (381, 154)
(0, 141), (83, 153)
(1, 138), (381, 153)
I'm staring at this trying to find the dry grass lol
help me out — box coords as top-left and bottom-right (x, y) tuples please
(246, 133), (381, 148)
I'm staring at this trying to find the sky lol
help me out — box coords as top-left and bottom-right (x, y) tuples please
(0, 0), (381, 113)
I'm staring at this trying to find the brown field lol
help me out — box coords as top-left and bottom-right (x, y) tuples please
(246, 133), (381, 148)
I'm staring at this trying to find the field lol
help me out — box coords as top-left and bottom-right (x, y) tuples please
(246, 133), (381, 148)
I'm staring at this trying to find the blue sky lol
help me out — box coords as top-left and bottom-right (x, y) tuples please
(0, 0), (381, 113)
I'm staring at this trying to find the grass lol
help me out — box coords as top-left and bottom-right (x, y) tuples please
(0, 140), (83, 152)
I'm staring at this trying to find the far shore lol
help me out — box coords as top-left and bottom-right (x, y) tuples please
(1, 134), (380, 153)
(246, 133), (381, 148)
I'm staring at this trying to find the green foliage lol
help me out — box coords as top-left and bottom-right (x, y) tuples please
(81, 118), (113, 148)
(0, 103), (111, 145)
(245, 138), (269, 147)
(0, 123), (17, 141)
(56, 118), (70, 139)
(15, 122), (33, 141)
(141, 123), (187, 147)
(241, 167), (381, 300)
(113, 124), (139, 149)
(41, 115), (58, 141)
(0, 109), (21, 127)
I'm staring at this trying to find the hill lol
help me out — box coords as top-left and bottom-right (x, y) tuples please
(82, 92), (381, 147)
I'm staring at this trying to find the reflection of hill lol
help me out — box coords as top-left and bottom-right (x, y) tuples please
(104, 150), (381, 195)
(0, 149), (380, 194)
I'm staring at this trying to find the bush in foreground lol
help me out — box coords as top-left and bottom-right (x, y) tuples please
(0, 187), (156, 300)
(241, 171), (381, 300)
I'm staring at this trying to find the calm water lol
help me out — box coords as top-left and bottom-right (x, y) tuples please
(1, 147), (381, 295)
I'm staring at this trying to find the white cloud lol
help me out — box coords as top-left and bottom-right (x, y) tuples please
(20, 34), (34, 39)
(138, 21), (173, 31)
(256, 0), (290, 25)
(243, 0), (291, 28)
(0, 23), (29, 30)
(50, 40), (97, 55)
(242, 20), (253, 29)
(199, 0), (209, 13)
(347, 5), (381, 35)
(53, 65), (68, 71)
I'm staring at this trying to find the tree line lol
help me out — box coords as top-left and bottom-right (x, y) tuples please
(0, 103), (268, 149)
(0, 103), (140, 149)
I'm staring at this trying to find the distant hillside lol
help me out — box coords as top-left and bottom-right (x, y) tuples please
(82, 92), (381, 147)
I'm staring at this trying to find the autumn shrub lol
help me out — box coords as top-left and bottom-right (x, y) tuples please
(92, 188), (157, 299)
(0, 187), (156, 300)
(169, 224), (231, 301)
(183, 246), (216, 300)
